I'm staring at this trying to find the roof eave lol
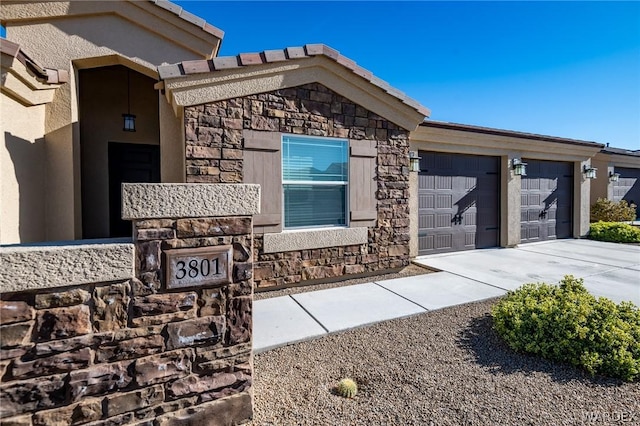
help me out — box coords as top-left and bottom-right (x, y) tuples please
(158, 44), (429, 131)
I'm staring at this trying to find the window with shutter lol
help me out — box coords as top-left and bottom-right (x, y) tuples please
(244, 131), (377, 243)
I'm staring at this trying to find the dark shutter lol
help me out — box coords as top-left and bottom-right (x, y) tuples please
(349, 140), (377, 227)
(242, 130), (282, 234)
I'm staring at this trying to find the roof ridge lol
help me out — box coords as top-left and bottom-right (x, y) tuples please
(157, 43), (430, 117)
(0, 38), (68, 84)
(150, 0), (224, 39)
(421, 120), (605, 148)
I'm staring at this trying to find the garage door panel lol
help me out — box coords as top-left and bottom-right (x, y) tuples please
(436, 194), (452, 208)
(477, 228), (498, 248)
(436, 234), (452, 249)
(436, 214), (452, 228)
(436, 176), (453, 189)
(419, 175), (435, 190)
(463, 211), (476, 225)
(418, 151), (500, 255)
(521, 159), (573, 243)
(419, 194), (434, 209)
(418, 236), (431, 252)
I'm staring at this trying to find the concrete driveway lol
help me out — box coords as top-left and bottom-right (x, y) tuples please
(414, 239), (640, 305)
(253, 239), (639, 353)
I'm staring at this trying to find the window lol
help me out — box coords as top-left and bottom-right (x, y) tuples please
(282, 135), (348, 229)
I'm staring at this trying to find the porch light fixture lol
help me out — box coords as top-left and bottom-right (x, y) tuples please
(409, 151), (421, 172)
(512, 158), (527, 176)
(583, 165), (597, 179)
(609, 171), (621, 182)
(122, 69), (136, 132)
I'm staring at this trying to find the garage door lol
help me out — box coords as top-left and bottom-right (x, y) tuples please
(612, 167), (640, 219)
(521, 160), (573, 243)
(418, 152), (500, 255)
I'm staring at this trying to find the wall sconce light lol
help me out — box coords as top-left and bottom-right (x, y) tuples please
(512, 158), (527, 176)
(583, 165), (597, 179)
(123, 69), (136, 132)
(409, 151), (421, 172)
(609, 171), (620, 182)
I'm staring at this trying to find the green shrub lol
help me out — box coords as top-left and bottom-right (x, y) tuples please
(588, 221), (640, 243)
(590, 198), (636, 222)
(491, 276), (640, 381)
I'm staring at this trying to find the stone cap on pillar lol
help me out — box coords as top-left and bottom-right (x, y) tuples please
(122, 183), (261, 220)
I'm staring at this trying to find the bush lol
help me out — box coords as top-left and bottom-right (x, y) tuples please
(492, 276), (640, 381)
(588, 221), (640, 243)
(590, 198), (636, 222)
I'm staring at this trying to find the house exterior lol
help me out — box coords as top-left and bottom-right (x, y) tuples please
(1, 0), (638, 281)
(2, 1), (640, 424)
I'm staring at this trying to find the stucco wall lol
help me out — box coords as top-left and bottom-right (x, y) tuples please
(0, 94), (47, 244)
(3, 12), (209, 242)
(590, 155), (612, 203)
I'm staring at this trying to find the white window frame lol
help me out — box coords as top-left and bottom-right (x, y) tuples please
(281, 134), (350, 230)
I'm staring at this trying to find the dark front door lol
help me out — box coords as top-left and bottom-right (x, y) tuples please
(521, 159), (573, 243)
(612, 167), (640, 219)
(108, 142), (160, 237)
(418, 152), (500, 255)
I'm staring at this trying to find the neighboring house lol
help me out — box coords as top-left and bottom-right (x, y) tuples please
(590, 147), (640, 219)
(1, 0), (639, 290)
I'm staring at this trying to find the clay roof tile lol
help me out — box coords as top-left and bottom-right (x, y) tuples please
(158, 43), (429, 118)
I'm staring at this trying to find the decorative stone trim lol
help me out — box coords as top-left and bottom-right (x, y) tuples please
(263, 227), (368, 253)
(122, 183), (260, 220)
(0, 242), (134, 293)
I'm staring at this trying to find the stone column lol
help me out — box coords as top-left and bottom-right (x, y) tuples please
(123, 183), (259, 425)
(0, 183), (259, 425)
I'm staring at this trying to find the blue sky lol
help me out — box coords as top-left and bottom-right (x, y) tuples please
(172, 0), (639, 150)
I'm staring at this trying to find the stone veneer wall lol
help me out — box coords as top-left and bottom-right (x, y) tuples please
(0, 216), (253, 425)
(184, 83), (411, 289)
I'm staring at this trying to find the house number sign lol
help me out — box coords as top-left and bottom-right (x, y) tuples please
(164, 246), (232, 289)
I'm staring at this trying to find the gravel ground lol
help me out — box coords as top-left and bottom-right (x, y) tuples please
(250, 298), (640, 426)
(254, 264), (434, 301)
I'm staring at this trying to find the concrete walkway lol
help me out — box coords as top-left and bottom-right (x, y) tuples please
(253, 239), (640, 353)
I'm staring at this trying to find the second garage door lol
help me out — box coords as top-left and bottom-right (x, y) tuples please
(418, 152), (500, 255)
(521, 159), (573, 243)
(612, 167), (640, 219)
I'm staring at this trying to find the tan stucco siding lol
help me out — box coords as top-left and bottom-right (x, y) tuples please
(0, 0), (221, 59)
(159, 99), (185, 183)
(590, 154), (612, 205)
(0, 93), (47, 244)
(4, 15), (210, 71)
(1, 11), (211, 242)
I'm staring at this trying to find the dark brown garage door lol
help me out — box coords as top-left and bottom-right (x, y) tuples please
(418, 152), (500, 255)
(613, 167), (640, 219)
(521, 159), (573, 243)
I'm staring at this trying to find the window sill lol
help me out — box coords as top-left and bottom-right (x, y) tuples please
(262, 227), (368, 253)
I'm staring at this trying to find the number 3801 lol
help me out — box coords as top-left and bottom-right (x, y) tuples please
(175, 258), (220, 280)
